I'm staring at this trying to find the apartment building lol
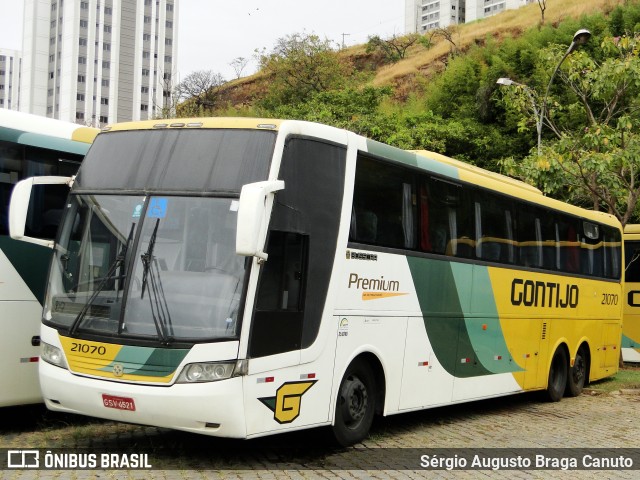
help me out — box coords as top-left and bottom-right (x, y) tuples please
(21, 0), (178, 126)
(406, 0), (535, 33)
(0, 49), (21, 111)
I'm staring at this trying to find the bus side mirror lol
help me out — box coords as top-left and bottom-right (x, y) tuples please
(9, 176), (74, 249)
(236, 180), (285, 261)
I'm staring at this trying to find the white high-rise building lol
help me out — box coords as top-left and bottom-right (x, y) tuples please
(406, 0), (534, 33)
(21, 0), (178, 126)
(0, 49), (21, 111)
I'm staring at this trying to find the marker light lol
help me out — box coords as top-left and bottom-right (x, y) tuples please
(176, 362), (236, 383)
(42, 342), (68, 369)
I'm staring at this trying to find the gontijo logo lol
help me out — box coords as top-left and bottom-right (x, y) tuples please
(259, 381), (316, 424)
(348, 273), (408, 300)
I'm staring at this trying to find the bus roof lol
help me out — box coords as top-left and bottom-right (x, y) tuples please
(0, 109), (98, 154)
(102, 117), (283, 133)
(625, 224), (640, 237)
(411, 150), (543, 195)
(98, 117), (620, 230)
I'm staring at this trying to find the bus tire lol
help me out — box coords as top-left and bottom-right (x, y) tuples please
(332, 359), (376, 446)
(566, 345), (587, 397)
(546, 347), (568, 402)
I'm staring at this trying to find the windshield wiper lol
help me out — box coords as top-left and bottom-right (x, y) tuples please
(69, 223), (136, 336)
(140, 218), (174, 344)
(140, 218), (159, 300)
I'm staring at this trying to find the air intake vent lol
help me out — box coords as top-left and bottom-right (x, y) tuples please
(541, 322), (547, 340)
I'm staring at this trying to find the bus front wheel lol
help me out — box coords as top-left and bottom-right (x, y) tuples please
(546, 347), (568, 402)
(332, 359), (376, 446)
(566, 345), (588, 397)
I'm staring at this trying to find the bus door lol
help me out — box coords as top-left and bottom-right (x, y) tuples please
(242, 136), (346, 436)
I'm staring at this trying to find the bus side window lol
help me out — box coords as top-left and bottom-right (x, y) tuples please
(516, 204), (541, 268)
(429, 178), (468, 257)
(474, 191), (514, 263)
(625, 242), (640, 282)
(580, 221), (602, 277)
(557, 219), (580, 273)
(350, 156), (416, 250)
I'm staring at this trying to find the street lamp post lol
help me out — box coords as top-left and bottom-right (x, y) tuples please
(538, 29), (591, 153)
(496, 29), (591, 155)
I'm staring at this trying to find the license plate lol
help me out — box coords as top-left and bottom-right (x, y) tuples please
(102, 394), (136, 411)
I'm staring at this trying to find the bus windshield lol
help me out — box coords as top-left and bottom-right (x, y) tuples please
(45, 193), (246, 343)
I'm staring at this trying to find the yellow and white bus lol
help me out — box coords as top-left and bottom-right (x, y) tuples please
(0, 109), (98, 407)
(10, 118), (622, 444)
(623, 224), (640, 362)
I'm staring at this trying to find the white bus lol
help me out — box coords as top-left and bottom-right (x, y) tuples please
(10, 118), (622, 444)
(0, 109), (97, 407)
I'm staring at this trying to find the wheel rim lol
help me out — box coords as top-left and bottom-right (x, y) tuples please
(340, 374), (369, 430)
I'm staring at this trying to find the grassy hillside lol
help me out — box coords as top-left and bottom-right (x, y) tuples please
(215, 0), (620, 108)
(371, 0), (619, 86)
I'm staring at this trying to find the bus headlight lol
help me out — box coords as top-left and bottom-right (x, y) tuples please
(176, 362), (235, 383)
(42, 342), (67, 369)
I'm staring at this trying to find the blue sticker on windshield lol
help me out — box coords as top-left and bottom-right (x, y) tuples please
(147, 198), (168, 218)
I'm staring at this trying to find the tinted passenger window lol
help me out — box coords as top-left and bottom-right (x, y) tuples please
(350, 156), (416, 249)
(474, 191), (514, 263)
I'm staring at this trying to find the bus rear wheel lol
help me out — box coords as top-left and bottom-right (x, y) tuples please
(332, 359), (376, 446)
(546, 347), (568, 402)
(566, 345), (587, 397)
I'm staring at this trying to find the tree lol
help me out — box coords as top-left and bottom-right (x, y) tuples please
(152, 69), (179, 119)
(500, 35), (640, 225)
(175, 70), (226, 116)
(366, 33), (419, 63)
(257, 32), (352, 109)
(428, 26), (460, 58)
(537, 0), (547, 26)
(229, 57), (250, 80)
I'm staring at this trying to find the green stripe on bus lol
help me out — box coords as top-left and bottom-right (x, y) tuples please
(102, 346), (189, 377)
(365, 139), (459, 178)
(407, 257), (521, 377)
(622, 334), (638, 348)
(463, 266), (523, 374)
(0, 236), (52, 304)
(19, 133), (91, 155)
(407, 257), (491, 377)
(0, 127), (90, 155)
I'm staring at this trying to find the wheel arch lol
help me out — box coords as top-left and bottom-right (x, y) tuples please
(334, 349), (387, 419)
(574, 339), (592, 384)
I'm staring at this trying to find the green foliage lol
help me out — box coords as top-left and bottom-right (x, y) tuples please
(609, 3), (640, 35)
(257, 33), (353, 109)
(366, 34), (420, 63)
(504, 33), (640, 224)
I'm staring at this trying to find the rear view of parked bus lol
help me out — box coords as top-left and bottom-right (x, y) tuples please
(623, 224), (640, 362)
(0, 109), (98, 407)
(10, 118), (622, 444)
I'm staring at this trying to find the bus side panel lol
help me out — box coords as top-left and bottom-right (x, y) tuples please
(0, 301), (42, 406)
(488, 267), (622, 385)
(242, 349), (336, 437)
(398, 316), (454, 409)
(622, 285), (640, 362)
(0, 250), (42, 406)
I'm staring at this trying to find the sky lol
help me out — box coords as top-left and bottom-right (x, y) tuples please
(0, 0), (405, 81)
